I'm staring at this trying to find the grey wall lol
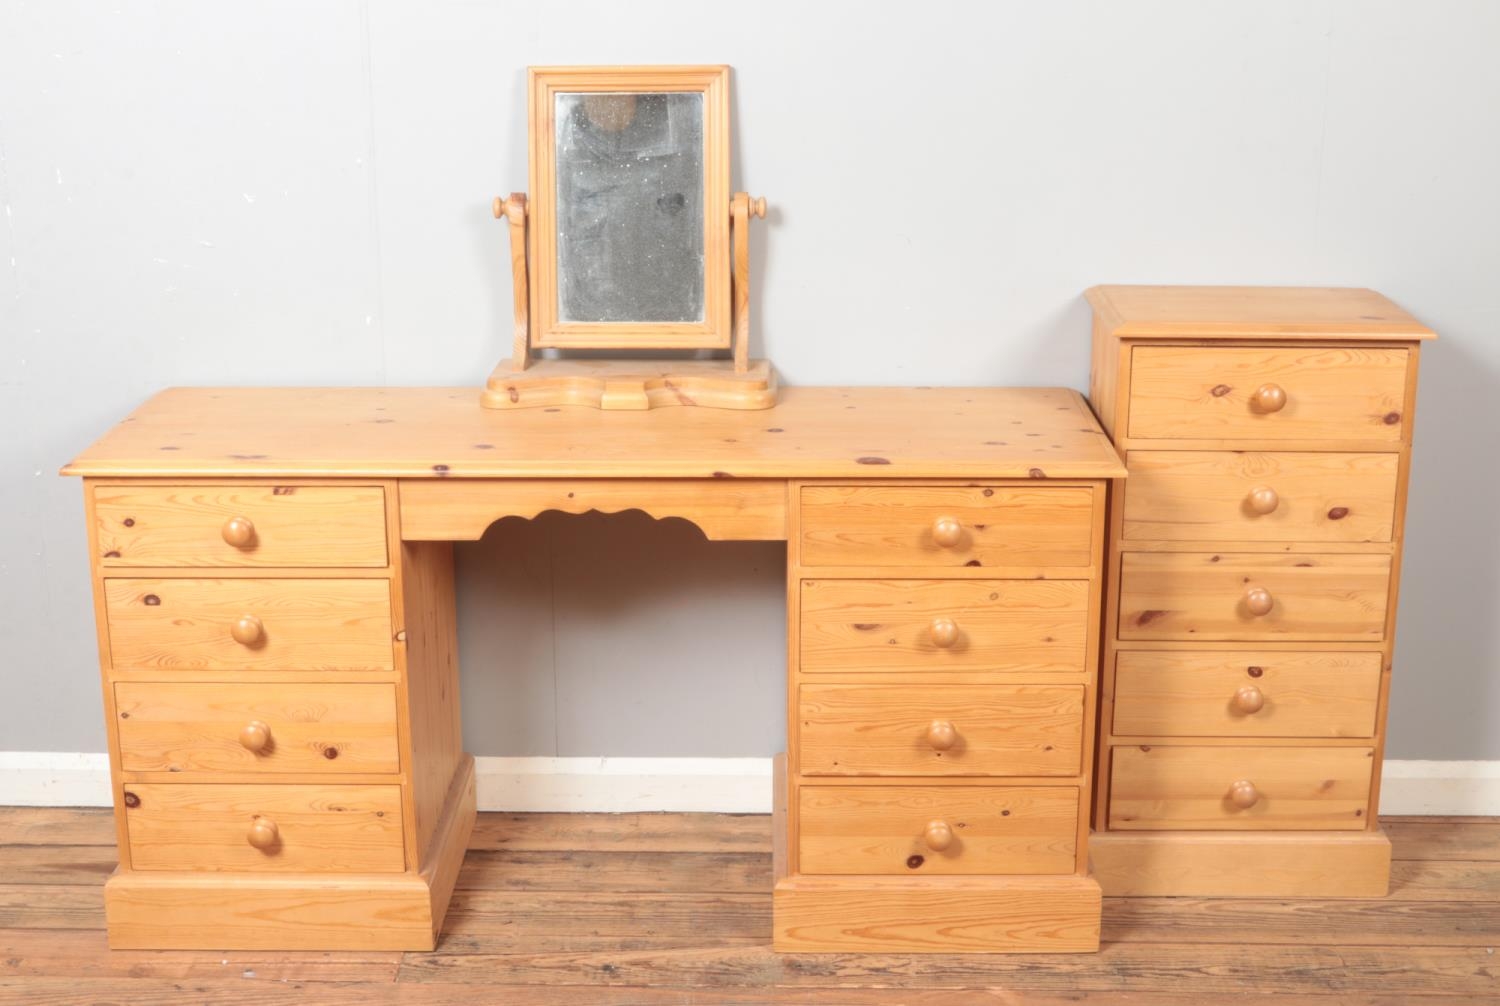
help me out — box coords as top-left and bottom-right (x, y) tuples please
(2, 0), (1497, 759)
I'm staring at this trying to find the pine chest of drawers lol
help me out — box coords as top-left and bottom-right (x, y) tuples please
(1085, 285), (1434, 896)
(775, 474), (1110, 950)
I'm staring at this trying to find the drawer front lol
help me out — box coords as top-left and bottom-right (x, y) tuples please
(1117, 553), (1390, 642)
(105, 578), (394, 671)
(123, 783), (405, 872)
(800, 578), (1090, 675)
(1111, 651), (1382, 738)
(799, 486), (1094, 568)
(1128, 346), (1409, 442)
(115, 682), (400, 774)
(799, 684), (1084, 777)
(1122, 451), (1399, 543)
(95, 486), (388, 567)
(1108, 745), (1373, 831)
(798, 785), (1078, 875)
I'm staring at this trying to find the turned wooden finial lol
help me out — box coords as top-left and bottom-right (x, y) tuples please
(492, 196), (505, 219)
(750, 196), (767, 219)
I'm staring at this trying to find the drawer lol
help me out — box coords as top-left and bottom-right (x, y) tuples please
(123, 783), (405, 872)
(1108, 745), (1373, 831)
(1127, 346), (1409, 442)
(799, 485), (1094, 568)
(798, 785), (1078, 875)
(1122, 451), (1399, 544)
(799, 684), (1084, 777)
(105, 578), (394, 671)
(800, 578), (1090, 675)
(115, 682), (400, 774)
(1111, 651), (1381, 738)
(95, 485), (388, 567)
(1117, 553), (1390, 642)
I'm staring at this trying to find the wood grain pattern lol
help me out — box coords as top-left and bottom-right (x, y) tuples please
(1117, 552), (1391, 642)
(60, 387), (1126, 481)
(798, 683), (1083, 777)
(93, 484), (388, 567)
(1109, 745), (1374, 831)
(1111, 650), (1381, 738)
(799, 485), (1094, 567)
(1089, 828), (1391, 897)
(104, 577), (394, 671)
(1121, 451), (1399, 543)
(122, 783), (405, 873)
(1127, 346), (1410, 442)
(799, 578), (1090, 675)
(401, 478), (786, 542)
(773, 873), (1100, 952)
(1086, 285), (1436, 341)
(797, 785), (1079, 876)
(113, 681), (400, 774)
(480, 358), (778, 411)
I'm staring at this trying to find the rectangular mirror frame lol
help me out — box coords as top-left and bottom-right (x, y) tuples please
(528, 65), (731, 350)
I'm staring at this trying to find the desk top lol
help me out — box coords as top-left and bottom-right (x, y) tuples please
(63, 386), (1125, 480)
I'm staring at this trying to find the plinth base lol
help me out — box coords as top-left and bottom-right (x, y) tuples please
(1090, 827), (1391, 897)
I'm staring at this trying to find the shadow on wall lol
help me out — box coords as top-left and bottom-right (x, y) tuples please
(453, 510), (787, 759)
(1388, 337), (1500, 759)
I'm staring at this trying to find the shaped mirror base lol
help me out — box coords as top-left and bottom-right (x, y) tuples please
(481, 357), (778, 411)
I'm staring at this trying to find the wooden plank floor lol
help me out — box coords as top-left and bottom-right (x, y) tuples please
(0, 809), (1496, 1004)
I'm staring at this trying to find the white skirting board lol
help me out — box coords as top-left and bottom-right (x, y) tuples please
(1, 753), (1497, 815)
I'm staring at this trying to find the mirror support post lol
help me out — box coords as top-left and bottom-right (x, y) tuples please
(731, 193), (767, 375)
(493, 193), (531, 372)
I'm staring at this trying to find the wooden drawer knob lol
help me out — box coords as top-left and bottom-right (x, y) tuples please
(1232, 685), (1265, 714)
(1244, 587), (1274, 617)
(239, 720), (271, 752)
(221, 516), (256, 548)
(1246, 487), (1280, 515)
(247, 816), (279, 850)
(1228, 780), (1260, 809)
(929, 618), (960, 649)
(932, 516), (963, 548)
(1253, 383), (1288, 413)
(923, 819), (955, 851)
(230, 613), (264, 646)
(926, 719), (958, 751)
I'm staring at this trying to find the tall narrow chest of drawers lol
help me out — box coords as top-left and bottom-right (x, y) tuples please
(1085, 285), (1434, 896)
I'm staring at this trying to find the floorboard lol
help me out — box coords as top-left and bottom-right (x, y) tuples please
(0, 809), (1495, 1004)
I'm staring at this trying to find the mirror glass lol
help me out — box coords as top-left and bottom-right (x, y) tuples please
(554, 91), (706, 324)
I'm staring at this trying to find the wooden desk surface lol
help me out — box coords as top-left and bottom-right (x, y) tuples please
(63, 386), (1125, 480)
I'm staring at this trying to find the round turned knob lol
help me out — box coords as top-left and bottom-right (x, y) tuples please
(1246, 487), (1280, 515)
(239, 720), (271, 752)
(1253, 383), (1288, 413)
(1232, 685), (1265, 714)
(230, 613), (264, 646)
(1228, 780), (1260, 810)
(932, 516), (963, 548)
(247, 816), (279, 850)
(750, 195), (767, 219)
(926, 719), (958, 751)
(1244, 587), (1274, 617)
(492, 196), (505, 219)
(221, 516), (256, 548)
(923, 819), (955, 852)
(929, 618), (960, 649)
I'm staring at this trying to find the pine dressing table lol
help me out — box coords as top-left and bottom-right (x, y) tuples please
(63, 385), (1125, 953)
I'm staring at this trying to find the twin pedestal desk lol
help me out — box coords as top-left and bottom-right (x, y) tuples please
(62, 288), (1432, 953)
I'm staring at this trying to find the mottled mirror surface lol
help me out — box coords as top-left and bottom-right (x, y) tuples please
(555, 91), (705, 324)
